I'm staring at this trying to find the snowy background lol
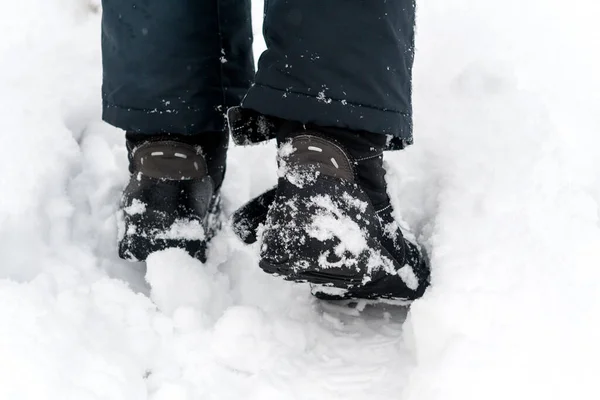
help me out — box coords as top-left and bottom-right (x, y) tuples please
(1, 0), (600, 399)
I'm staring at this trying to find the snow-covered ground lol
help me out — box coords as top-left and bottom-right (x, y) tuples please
(1, 0), (599, 399)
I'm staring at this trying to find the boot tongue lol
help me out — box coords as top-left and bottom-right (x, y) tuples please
(132, 141), (208, 180)
(126, 132), (228, 189)
(281, 134), (354, 182)
(278, 124), (391, 211)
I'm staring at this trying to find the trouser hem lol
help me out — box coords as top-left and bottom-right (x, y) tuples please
(102, 101), (225, 135)
(226, 83), (413, 150)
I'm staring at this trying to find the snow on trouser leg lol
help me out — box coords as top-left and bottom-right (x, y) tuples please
(118, 140), (221, 263)
(232, 132), (430, 301)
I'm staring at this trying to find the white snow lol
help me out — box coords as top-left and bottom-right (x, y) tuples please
(396, 265), (419, 291)
(276, 140), (296, 178)
(124, 199), (147, 216)
(308, 195), (368, 258)
(0, 0), (599, 399)
(154, 219), (206, 241)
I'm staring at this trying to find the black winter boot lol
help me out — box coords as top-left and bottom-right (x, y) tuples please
(232, 124), (429, 301)
(118, 132), (226, 262)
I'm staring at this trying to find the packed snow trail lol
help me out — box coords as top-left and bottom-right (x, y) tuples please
(1, 0), (600, 399)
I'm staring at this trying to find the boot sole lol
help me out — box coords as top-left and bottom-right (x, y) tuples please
(259, 237), (427, 301)
(258, 257), (366, 288)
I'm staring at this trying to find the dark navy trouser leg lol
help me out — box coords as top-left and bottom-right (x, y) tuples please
(101, 0), (254, 135)
(239, 0), (415, 142)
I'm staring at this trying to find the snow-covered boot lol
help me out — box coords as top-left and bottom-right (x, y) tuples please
(233, 124), (430, 301)
(118, 133), (226, 262)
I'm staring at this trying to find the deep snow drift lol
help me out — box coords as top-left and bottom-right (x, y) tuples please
(0, 0), (599, 399)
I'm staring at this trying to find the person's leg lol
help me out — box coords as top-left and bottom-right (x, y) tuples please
(101, 0), (254, 262)
(102, 0), (254, 135)
(229, 0), (415, 148)
(230, 0), (429, 301)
